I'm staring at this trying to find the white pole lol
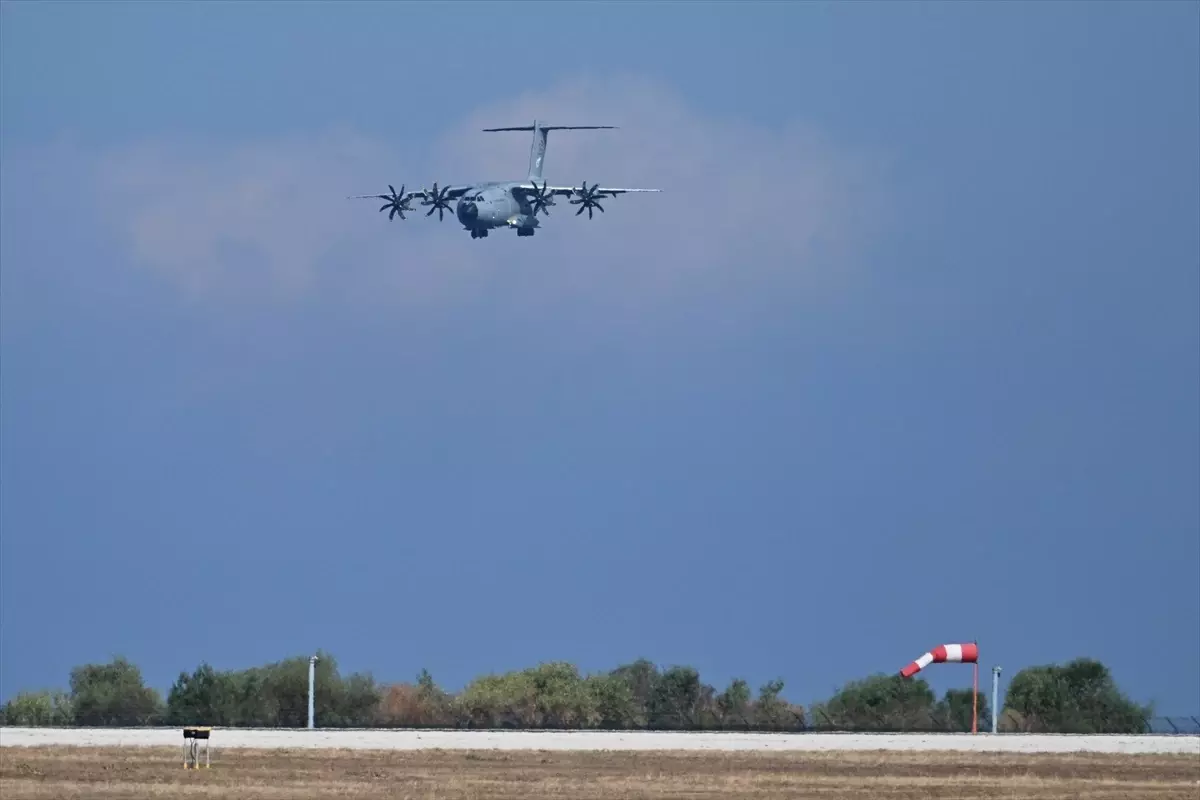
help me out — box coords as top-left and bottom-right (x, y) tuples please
(991, 666), (1002, 734)
(308, 655), (318, 729)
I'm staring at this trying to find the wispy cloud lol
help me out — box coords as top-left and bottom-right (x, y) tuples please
(80, 74), (888, 323)
(92, 128), (408, 303)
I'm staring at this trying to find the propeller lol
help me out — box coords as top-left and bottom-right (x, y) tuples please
(527, 180), (556, 216)
(569, 181), (606, 219)
(421, 182), (454, 221)
(375, 185), (413, 220)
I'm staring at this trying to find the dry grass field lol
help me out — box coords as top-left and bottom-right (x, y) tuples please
(1, 746), (1197, 799)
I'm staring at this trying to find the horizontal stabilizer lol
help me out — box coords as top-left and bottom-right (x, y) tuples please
(482, 125), (616, 132)
(485, 122), (619, 180)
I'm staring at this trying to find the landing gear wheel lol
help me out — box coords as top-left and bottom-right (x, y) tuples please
(517, 228), (535, 237)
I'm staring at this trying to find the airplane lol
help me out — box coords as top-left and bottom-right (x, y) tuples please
(349, 120), (661, 239)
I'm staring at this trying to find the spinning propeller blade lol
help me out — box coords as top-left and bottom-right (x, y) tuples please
(374, 184), (413, 220)
(569, 181), (606, 219)
(422, 182), (454, 221)
(528, 180), (556, 216)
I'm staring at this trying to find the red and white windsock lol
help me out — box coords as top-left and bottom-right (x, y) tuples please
(900, 643), (979, 678)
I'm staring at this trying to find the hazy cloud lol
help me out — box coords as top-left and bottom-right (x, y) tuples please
(93, 129), (406, 303)
(85, 74), (889, 321)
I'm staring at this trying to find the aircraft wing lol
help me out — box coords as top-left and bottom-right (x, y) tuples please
(347, 183), (473, 203)
(348, 182), (474, 221)
(535, 185), (662, 198)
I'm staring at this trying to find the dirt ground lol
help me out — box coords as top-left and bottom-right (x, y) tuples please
(1, 746), (1197, 799)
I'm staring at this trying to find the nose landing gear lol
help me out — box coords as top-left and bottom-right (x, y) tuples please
(516, 227), (535, 237)
(470, 228), (489, 239)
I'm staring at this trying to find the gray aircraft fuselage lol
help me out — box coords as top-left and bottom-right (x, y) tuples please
(454, 181), (540, 235)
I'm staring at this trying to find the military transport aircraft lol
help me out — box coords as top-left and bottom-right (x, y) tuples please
(349, 121), (661, 239)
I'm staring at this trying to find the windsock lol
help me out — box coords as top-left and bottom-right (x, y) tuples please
(900, 643), (978, 678)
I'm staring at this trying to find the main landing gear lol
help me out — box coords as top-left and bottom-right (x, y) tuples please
(467, 227), (534, 239)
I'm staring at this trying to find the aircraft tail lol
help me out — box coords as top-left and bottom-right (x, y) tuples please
(481, 120), (616, 181)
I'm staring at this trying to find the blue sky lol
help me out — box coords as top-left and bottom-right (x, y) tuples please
(2, 0), (1197, 714)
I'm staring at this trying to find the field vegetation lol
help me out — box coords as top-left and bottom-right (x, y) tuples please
(2, 746), (1198, 799)
(0, 651), (1157, 734)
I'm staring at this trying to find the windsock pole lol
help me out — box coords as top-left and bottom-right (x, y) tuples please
(972, 647), (979, 734)
(899, 642), (981, 733)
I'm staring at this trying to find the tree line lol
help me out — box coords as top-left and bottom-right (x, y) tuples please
(0, 652), (1155, 734)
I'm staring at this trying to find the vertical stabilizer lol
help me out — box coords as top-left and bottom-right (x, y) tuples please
(481, 123), (618, 182)
(528, 119), (548, 180)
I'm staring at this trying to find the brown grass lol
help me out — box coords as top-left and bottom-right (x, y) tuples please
(1, 746), (1197, 799)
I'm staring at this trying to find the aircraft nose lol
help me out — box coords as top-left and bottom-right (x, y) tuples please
(458, 201), (478, 222)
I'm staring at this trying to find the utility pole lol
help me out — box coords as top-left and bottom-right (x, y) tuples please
(308, 655), (318, 730)
(991, 666), (1002, 734)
